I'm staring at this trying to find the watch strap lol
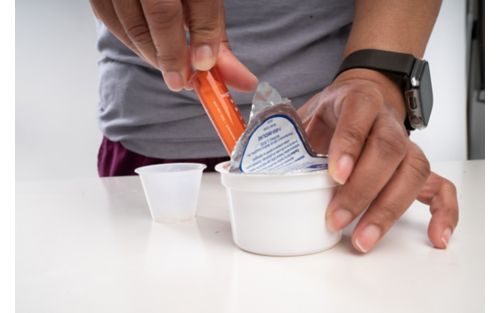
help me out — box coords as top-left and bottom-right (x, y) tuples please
(335, 49), (416, 79)
(335, 49), (420, 132)
(404, 117), (414, 132)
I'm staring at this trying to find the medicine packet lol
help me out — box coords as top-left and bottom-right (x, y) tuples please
(230, 82), (328, 173)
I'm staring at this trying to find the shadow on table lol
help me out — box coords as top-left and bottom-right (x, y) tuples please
(195, 216), (234, 250)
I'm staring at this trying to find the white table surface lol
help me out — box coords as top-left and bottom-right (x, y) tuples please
(16, 161), (485, 313)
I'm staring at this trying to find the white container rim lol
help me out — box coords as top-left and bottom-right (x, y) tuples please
(135, 163), (207, 175)
(215, 161), (336, 193)
(215, 161), (331, 178)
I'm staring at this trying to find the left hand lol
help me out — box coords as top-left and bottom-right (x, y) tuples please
(298, 69), (459, 253)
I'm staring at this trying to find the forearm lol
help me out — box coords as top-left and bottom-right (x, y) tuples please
(344, 0), (442, 58)
(336, 0), (442, 122)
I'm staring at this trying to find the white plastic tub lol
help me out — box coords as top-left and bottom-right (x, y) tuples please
(215, 161), (342, 256)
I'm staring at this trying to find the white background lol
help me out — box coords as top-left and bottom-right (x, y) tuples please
(15, 0), (468, 181)
(16, 0), (101, 181)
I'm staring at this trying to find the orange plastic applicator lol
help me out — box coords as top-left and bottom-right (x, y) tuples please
(192, 66), (247, 154)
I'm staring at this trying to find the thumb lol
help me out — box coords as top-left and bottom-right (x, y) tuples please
(216, 38), (258, 92)
(187, 3), (258, 92)
(215, 7), (257, 92)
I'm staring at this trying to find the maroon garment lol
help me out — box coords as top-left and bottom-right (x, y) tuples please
(97, 137), (230, 177)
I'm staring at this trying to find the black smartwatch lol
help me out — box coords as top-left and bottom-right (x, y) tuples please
(335, 49), (433, 131)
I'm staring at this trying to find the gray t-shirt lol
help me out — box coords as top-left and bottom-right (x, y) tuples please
(96, 0), (354, 159)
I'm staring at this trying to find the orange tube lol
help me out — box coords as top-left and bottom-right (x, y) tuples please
(192, 66), (247, 154)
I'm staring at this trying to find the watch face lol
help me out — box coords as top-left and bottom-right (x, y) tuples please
(418, 62), (433, 127)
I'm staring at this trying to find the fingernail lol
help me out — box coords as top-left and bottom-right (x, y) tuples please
(164, 72), (184, 92)
(193, 45), (215, 71)
(184, 79), (194, 91)
(441, 227), (452, 248)
(327, 209), (352, 232)
(331, 154), (354, 184)
(354, 224), (381, 253)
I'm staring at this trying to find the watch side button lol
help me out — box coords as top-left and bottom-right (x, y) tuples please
(409, 96), (418, 110)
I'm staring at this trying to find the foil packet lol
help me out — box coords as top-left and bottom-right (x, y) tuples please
(229, 82), (328, 173)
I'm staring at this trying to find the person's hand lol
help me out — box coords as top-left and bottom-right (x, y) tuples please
(90, 0), (257, 91)
(298, 69), (459, 253)
(417, 171), (459, 249)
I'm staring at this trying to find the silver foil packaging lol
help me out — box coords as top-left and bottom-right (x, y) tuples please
(230, 82), (328, 173)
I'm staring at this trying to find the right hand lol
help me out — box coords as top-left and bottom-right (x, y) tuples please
(297, 72), (459, 253)
(90, 0), (258, 92)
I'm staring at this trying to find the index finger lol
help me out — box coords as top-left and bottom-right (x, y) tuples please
(140, 0), (190, 91)
(327, 87), (382, 184)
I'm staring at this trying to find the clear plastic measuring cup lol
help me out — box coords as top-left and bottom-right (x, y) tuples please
(135, 163), (207, 222)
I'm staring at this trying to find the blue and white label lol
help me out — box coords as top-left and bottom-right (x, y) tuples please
(239, 114), (327, 173)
